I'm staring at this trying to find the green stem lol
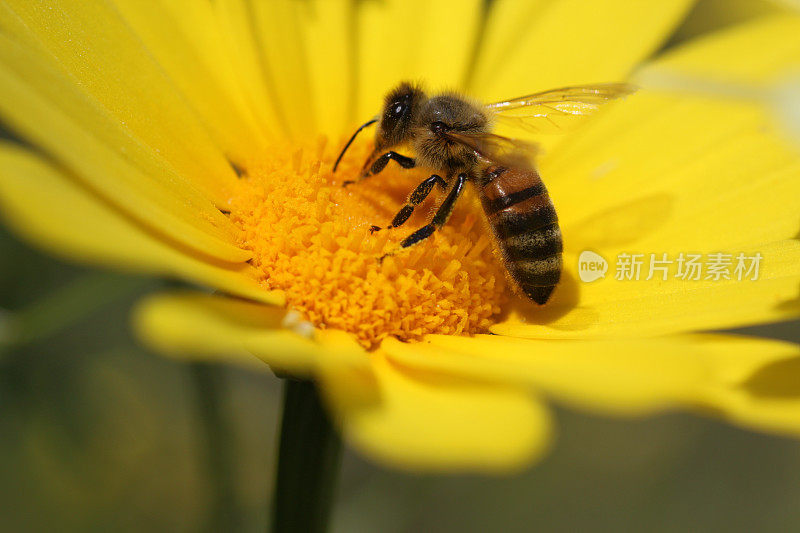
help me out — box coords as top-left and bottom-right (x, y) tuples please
(271, 379), (342, 533)
(190, 363), (241, 532)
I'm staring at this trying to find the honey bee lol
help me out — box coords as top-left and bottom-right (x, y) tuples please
(333, 82), (635, 304)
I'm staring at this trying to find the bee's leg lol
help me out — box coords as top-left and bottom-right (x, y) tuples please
(366, 151), (416, 176)
(343, 151), (415, 187)
(371, 174), (447, 233)
(381, 173), (467, 259)
(359, 147), (380, 175)
(342, 152), (417, 187)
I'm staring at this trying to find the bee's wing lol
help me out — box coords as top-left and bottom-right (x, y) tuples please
(486, 82), (636, 133)
(444, 131), (540, 169)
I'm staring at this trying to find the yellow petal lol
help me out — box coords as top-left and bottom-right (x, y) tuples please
(112, 0), (269, 161)
(0, 33), (248, 263)
(693, 335), (800, 438)
(213, 0), (286, 139)
(493, 16), (800, 339)
(387, 334), (800, 443)
(0, 145), (279, 305)
(383, 334), (711, 415)
(133, 291), (285, 371)
(669, 0), (794, 49)
(248, 0), (316, 139)
(319, 352), (551, 472)
(0, 0), (239, 205)
(299, 0), (356, 136)
(638, 13), (800, 84)
(470, 0), (695, 101)
(132, 291), (363, 375)
(354, 0), (483, 119)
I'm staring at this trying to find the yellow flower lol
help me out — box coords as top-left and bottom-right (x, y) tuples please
(0, 0), (798, 472)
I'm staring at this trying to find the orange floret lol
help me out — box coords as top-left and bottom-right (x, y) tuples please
(228, 138), (508, 349)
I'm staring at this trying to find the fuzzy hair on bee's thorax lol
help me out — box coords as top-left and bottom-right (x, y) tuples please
(411, 92), (489, 175)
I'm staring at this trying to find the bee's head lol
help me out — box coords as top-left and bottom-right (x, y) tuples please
(375, 81), (425, 151)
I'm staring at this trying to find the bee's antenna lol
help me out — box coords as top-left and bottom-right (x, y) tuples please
(333, 118), (377, 172)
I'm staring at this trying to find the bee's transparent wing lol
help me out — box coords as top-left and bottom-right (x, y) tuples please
(444, 131), (540, 169)
(486, 83), (637, 133)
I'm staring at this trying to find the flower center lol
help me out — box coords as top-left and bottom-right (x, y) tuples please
(228, 138), (509, 349)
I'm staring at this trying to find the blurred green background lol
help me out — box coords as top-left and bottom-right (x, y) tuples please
(2, 1), (800, 531)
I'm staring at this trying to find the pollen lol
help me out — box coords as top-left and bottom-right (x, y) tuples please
(228, 138), (509, 349)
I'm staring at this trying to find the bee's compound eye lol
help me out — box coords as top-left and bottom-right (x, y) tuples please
(390, 102), (406, 117)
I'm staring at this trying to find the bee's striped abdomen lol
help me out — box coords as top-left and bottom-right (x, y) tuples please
(480, 166), (562, 304)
